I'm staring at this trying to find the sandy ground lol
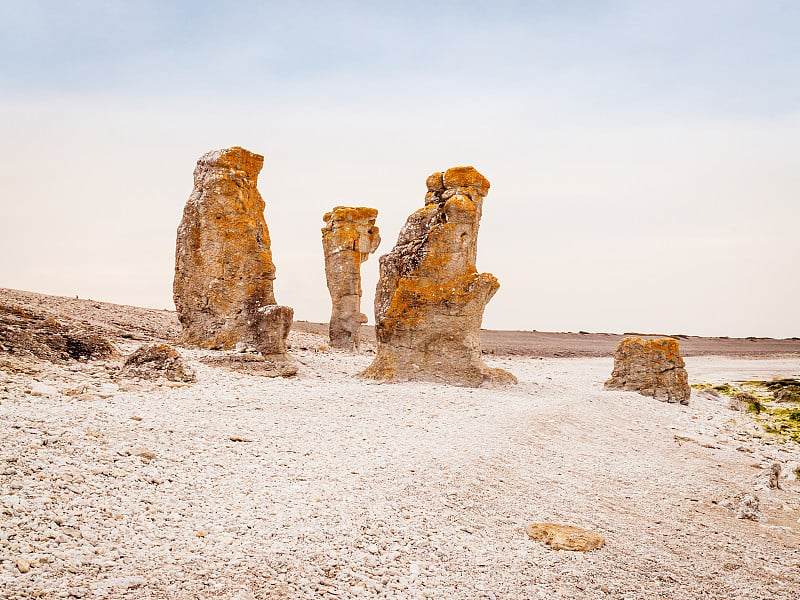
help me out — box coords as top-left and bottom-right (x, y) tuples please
(2, 288), (800, 599)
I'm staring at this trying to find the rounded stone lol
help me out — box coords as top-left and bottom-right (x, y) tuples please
(442, 167), (490, 195)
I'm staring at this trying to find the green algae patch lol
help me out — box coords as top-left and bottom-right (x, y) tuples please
(698, 378), (800, 444)
(713, 383), (736, 396)
(762, 408), (800, 443)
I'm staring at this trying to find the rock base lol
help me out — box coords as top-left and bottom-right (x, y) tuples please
(200, 353), (298, 378)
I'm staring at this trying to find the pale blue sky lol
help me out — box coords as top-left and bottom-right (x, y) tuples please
(3, 1), (798, 113)
(1, 1), (798, 337)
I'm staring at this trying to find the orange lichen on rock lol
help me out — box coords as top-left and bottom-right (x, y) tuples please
(605, 337), (690, 404)
(322, 206), (380, 350)
(525, 523), (605, 552)
(173, 146), (293, 353)
(361, 166), (515, 387)
(442, 166), (490, 195)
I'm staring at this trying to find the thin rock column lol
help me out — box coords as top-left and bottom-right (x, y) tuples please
(321, 207), (380, 350)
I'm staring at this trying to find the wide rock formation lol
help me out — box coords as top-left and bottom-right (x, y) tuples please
(604, 337), (690, 404)
(173, 146), (293, 354)
(322, 207), (381, 350)
(361, 166), (516, 387)
(0, 302), (116, 363)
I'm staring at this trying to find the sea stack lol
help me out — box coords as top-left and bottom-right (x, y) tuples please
(173, 146), (293, 354)
(360, 166), (516, 387)
(322, 206), (381, 350)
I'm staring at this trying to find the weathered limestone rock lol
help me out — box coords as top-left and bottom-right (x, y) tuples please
(0, 303), (116, 363)
(322, 207), (381, 350)
(244, 303), (294, 356)
(173, 146), (293, 351)
(772, 381), (800, 403)
(605, 337), (690, 404)
(525, 523), (606, 552)
(121, 344), (196, 383)
(361, 166), (516, 387)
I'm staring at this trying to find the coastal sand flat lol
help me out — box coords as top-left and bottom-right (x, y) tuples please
(2, 288), (800, 599)
(294, 322), (800, 358)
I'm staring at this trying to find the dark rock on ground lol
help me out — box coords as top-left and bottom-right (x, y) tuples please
(121, 343), (196, 382)
(0, 302), (116, 363)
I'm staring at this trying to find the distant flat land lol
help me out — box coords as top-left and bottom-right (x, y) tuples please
(1, 287), (797, 358)
(296, 322), (800, 358)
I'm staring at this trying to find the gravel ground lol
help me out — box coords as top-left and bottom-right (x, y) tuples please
(2, 338), (800, 599)
(2, 288), (800, 599)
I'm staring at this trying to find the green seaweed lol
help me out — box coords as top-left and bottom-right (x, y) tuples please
(745, 398), (763, 414)
(712, 383), (735, 396)
(697, 378), (800, 445)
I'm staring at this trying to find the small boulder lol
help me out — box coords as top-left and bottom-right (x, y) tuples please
(121, 344), (196, 383)
(720, 493), (765, 522)
(768, 462), (781, 489)
(604, 337), (690, 404)
(774, 386), (800, 403)
(731, 391), (758, 412)
(244, 304), (293, 357)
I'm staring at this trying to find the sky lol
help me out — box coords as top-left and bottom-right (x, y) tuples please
(1, 0), (798, 338)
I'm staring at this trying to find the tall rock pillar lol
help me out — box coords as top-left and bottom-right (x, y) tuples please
(360, 166), (516, 387)
(173, 146), (293, 354)
(322, 207), (381, 350)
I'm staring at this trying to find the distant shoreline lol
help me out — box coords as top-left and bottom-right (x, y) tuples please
(2, 287), (798, 359)
(294, 321), (800, 359)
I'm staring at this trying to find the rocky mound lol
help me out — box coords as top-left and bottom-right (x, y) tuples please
(0, 302), (116, 363)
(121, 344), (196, 383)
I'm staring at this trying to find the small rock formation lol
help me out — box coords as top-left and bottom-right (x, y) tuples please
(121, 344), (196, 383)
(173, 146), (293, 352)
(0, 303), (116, 363)
(768, 462), (782, 489)
(361, 166), (516, 387)
(321, 206), (381, 350)
(243, 302), (294, 357)
(730, 391), (757, 412)
(525, 523), (605, 552)
(604, 337), (690, 404)
(772, 380), (800, 403)
(721, 493), (765, 521)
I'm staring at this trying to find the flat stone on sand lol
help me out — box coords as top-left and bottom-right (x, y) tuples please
(525, 523), (606, 552)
